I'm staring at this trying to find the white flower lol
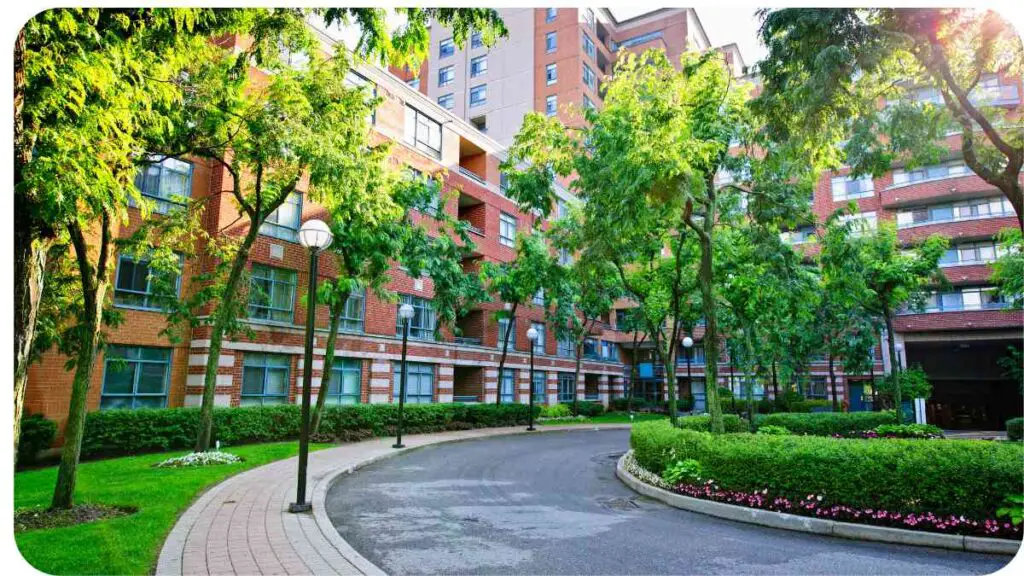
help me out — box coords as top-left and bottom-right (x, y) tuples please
(156, 451), (242, 468)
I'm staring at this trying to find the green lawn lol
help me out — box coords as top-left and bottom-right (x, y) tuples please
(15, 442), (329, 575)
(539, 412), (668, 426)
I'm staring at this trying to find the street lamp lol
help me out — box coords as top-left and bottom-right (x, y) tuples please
(289, 219), (333, 514)
(526, 326), (540, 431)
(393, 302), (415, 449)
(682, 336), (694, 408)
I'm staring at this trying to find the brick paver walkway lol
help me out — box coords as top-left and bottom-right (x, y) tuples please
(156, 424), (628, 576)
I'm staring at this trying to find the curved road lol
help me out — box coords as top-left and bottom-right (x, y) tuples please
(326, 429), (1013, 575)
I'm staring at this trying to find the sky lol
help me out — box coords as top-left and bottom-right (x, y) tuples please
(609, 7), (768, 65)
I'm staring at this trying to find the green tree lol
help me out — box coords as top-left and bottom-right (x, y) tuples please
(756, 8), (1024, 226)
(992, 228), (1024, 309)
(858, 220), (947, 423)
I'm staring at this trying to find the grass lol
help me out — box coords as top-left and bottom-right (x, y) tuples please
(15, 442), (329, 575)
(539, 412), (669, 426)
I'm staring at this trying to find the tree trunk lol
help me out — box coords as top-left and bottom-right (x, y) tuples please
(572, 343), (582, 415)
(494, 302), (518, 405)
(883, 307), (902, 424)
(654, 337), (679, 426)
(311, 297), (344, 435)
(196, 230), (257, 452)
(627, 331), (640, 413)
(771, 361), (779, 402)
(14, 232), (49, 466)
(828, 350), (839, 412)
(697, 236), (724, 433)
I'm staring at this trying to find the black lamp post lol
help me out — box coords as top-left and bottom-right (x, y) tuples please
(682, 336), (693, 408)
(393, 302), (415, 449)
(289, 219), (333, 514)
(526, 326), (539, 431)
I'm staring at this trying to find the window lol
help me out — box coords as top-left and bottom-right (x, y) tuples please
(896, 196), (1014, 228)
(910, 286), (1007, 314)
(499, 212), (517, 247)
(101, 346), (171, 409)
(892, 161), (972, 186)
(532, 371), (547, 403)
(344, 70), (377, 125)
(838, 211), (877, 237)
(531, 322), (546, 354)
(940, 241), (1002, 266)
(241, 353), (290, 406)
(780, 226), (816, 245)
(830, 174), (874, 201)
(602, 341), (618, 361)
(260, 192), (303, 242)
(500, 171), (509, 193)
(248, 265), (297, 323)
(471, 31), (483, 49)
(973, 74), (1020, 105)
(583, 338), (599, 359)
(437, 93), (455, 110)
(583, 8), (596, 30)
(325, 358), (362, 405)
(114, 254), (181, 310)
(407, 77), (420, 90)
(407, 168), (441, 214)
(582, 34), (596, 59)
(470, 115), (487, 133)
(134, 157), (192, 213)
(582, 64), (596, 91)
(471, 55), (488, 77)
(500, 368), (516, 403)
(612, 31), (663, 50)
(583, 95), (595, 111)
(393, 362), (434, 404)
(546, 8), (557, 22)
(545, 95), (557, 116)
(438, 65), (455, 87)
(469, 84), (487, 107)
(557, 335), (575, 358)
(338, 288), (365, 332)
(556, 199), (569, 219)
(545, 63), (558, 85)
(396, 294), (435, 340)
(404, 106), (442, 159)
(804, 377), (828, 400)
(533, 288), (545, 305)
(498, 317), (516, 349)
(558, 372), (576, 402)
(559, 247), (573, 265)
(439, 38), (455, 58)
(545, 32), (557, 53)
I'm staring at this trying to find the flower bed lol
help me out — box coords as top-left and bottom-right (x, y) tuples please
(754, 411), (897, 436)
(834, 424), (944, 440)
(154, 451), (243, 468)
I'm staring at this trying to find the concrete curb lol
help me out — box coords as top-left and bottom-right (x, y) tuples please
(310, 424), (632, 575)
(616, 451), (1021, 556)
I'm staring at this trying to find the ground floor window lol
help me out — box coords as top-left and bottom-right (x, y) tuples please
(500, 368), (516, 403)
(532, 371), (547, 403)
(558, 372), (576, 403)
(325, 358), (362, 405)
(800, 376), (828, 399)
(242, 353), (291, 405)
(393, 362), (434, 404)
(101, 346), (171, 409)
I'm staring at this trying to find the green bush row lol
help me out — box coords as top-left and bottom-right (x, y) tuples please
(1007, 417), (1023, 441)
(754, 411), (897, 436)
(631, 421), (1024, 518)
(17, 413), (57, 465)
(676, 414), (748, 433)
(609, 396), (695, 413)
(570, 401), (606, 417)
(81, 403), (540, 459)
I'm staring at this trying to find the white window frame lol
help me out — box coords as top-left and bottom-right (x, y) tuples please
(499, 212), (517, 247)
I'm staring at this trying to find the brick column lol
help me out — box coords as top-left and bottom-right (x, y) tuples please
(598, 374), (610, 405)
(437, 364), (454, 403)
(294, 355), (324, 405)
(185, 349), (235, 407)
(611, 376), (625, 400)
(517, 369), (530, 404)
(368, 361), (392, 403)
(576, 373), (585, 401)
(547, 372), (558, 405)
(484, 368), (498, 403)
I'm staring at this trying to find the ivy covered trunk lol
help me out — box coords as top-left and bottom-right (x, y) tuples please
(698, 234), (724, 434)
(883, 307), (903, 424)
(311, 297), (345, 434)
(828, 350), (839, 412)
(494, 301), (518, 405)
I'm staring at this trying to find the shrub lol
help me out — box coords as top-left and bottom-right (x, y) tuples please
(755, 425), (791, 436)
(540, 403), (571, 418)
(788, 399), (833, 413)
(571, 401), (606, 417)
(676, 414), (748, 433)
(81, 403), (540, 459)
(677, 395), (695, 412)
(773, 390), (804, 412)
(754, 411), (896, 436)
(873, 423), (944, 439)
(18, 413), (57, 465)
(717, 386), (733, 399)
(631, 421), (1024, 518)
(662, 458), (703, 485)
(1008, 417), (1023, 441)
(757, 398), (776, 414)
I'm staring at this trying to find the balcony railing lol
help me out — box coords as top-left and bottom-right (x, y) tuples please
(458, 166), (487, 185)
(462, 222), (484, 237)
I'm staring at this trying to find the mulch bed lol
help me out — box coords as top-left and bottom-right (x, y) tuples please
(15, 503), (137, 532)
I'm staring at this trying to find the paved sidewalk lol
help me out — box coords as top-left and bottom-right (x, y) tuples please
(156, 424), (628, 576)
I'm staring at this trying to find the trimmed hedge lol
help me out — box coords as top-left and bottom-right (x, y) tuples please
(676, 414), (748, 433)
(788, 399), (833, 413)
(631, 421), (1024, 518)
(755, 411), (897, 436)
(80, 403), (540, 459)
(1008, 417), (1023, 441)
(569, 401), (606, 417)
(18, 413), (57, 465)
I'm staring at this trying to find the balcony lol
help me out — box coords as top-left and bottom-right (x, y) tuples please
(458, 192), (487, 239)
(894, 308), (1022, 332)
(897, 215), (1017, 245)
(458, 166), (487, 186)
(881, 173), (1004, 208)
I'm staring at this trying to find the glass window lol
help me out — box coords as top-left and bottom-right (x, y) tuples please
(101, 346), (171, 409)
(114, 253), (181, 310)
(546, 63), (558, 85)
(498, 317), (516, 349)
(396, 294), (435, 340)
(469, 84), (487, 107)
(533, 288), (545, 306)
(325, 358), (362, 405)
(500, 368), (516, 403)
(499, 212), (517, 247)
(133, 157), (192, 213)
(558, 372), (576, 402)
(437, 93), (455, 110)
(546, 8), (557, 22)
(438, 65), (455, 87)
(583, 338), (598, 358)
(830, 174), (873, 201)
(471, 31), (483, 49)
(838, 211), (877, 237)
(403, 106), (442, 159)
(583, 95), (595, 110)
(439, 38), (455, 58)
(260, 192), (303, 242)
(583, 8), (596, 30)
(557, 335), (575, 358)
(248, 264), (296, 323)
(407, 77), (420, 90)
(559, 247), (573, 265)
(393, 361), (434, 404)
(582, 64), (596, 90)
(583, 34), (596, 59)
(532, 371), (547, 402)
(242, 353), (290, 406)
(545, 95), (557, 116)
(805, 377), (828, 399)
(546, 32), (557, 53)
(531, 322), (546, 354)
(338, 288), (365, 333)
(344, 70), (377, 125)
(407, 168), (441, 215)
(613, 31), (663, 50)
(470, 55), (488, 77)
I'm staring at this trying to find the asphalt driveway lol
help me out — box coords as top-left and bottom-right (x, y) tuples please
(326, 428), (1014, 575)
